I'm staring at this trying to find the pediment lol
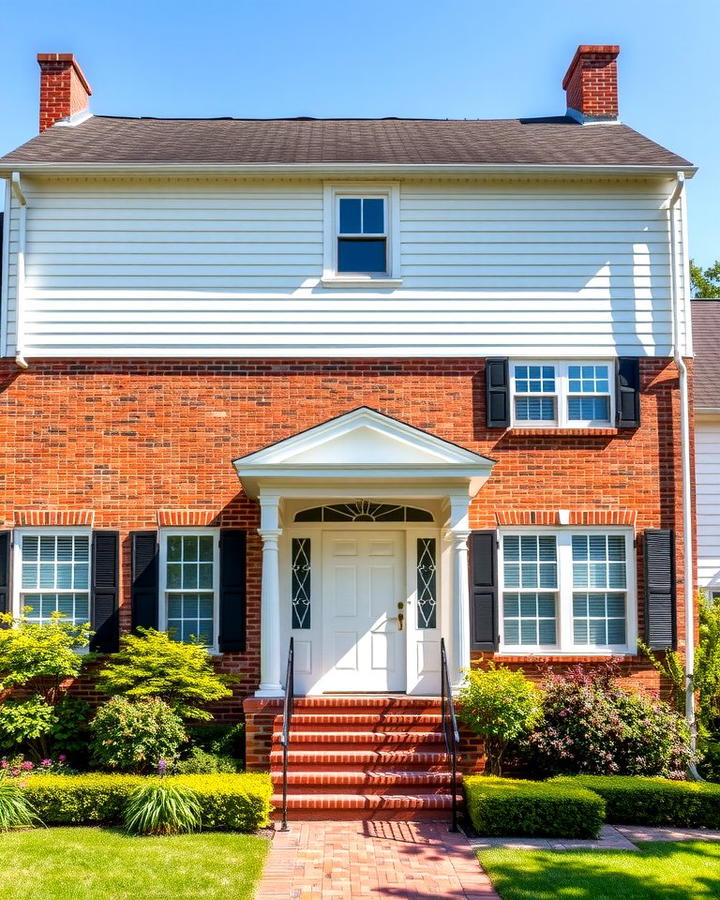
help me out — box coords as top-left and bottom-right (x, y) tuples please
(234, 407), (493, 468)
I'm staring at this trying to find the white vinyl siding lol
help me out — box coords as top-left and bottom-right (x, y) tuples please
(696, 417), (720, 590)
(2, 176), (690, 359)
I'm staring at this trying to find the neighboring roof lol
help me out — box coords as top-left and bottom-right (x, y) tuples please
(692, 300), (720, 409)
(0, 115), (693, 168)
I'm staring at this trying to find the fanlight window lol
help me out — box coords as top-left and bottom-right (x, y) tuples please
(295, 501), (433, 523)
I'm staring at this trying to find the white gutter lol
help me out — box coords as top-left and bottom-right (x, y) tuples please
(10, 173), (28, 369)
(667, 172), (696, 748)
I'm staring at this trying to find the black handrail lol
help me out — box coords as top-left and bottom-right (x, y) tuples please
(440, 637), (461, 833)
(279, 636), (294, 832)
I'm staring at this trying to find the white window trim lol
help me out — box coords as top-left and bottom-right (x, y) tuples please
(12, 527), (92, 623)
(321, 182), (402, 286)
(510, 360), (615, 429)
(158, 527), (220, 654)
(498, 527), (637, 655)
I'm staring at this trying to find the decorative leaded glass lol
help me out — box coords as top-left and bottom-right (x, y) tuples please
(416, 538), (437, 629)
(291, 538), (311, 629)
(295, 501), (433, 523)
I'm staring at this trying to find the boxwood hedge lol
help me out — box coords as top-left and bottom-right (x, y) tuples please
(464, 775), (605, 838)
(551, 775), (720, 829)
(20, 773), (272, 832)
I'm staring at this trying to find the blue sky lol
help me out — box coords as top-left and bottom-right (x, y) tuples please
(2, 0), (718, 264)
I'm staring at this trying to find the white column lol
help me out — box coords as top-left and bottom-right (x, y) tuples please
(448, 494), (471, 690)
(256, 493), (283, 697)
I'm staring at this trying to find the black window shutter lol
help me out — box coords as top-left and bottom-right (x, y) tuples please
(486, 358), (510, 428)
(616, 357), (640, 427)
(91, 531), (120, 653)
(644, 529), (676, 649)
(469, 530), (499, 651)
(0, 531), (10, 617)
(219, 529), (247, 653)
(131, 531), (159, 632)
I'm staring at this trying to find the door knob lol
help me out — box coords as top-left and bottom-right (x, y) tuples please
(397, 612), (404, 631)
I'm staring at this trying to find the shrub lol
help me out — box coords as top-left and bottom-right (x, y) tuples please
(696, 592), (720, 738)
(700, 739), (720, 782)
(551, 775), (720, 829)
(49, 696), (90, 757)
(21, 773), (272, 831)
(457, 664), (541, 776)
(1, 754), (74, 777)
(89, 697), (187, 773)
(123, 782), (203, 835)
(173, 747), (237, 775)
(523, 662), (694, 778)
(0, 695), (58, 756)
(0, 773), (40, 830)
(464, 775), (605, 838)
(187, 722), (244, 760)
(96, 629), (235, 721)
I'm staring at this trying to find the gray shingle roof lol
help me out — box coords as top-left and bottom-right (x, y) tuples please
(0, 115), (693, 167)
(692, 300), (720, 409)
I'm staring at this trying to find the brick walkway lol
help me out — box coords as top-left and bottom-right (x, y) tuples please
(255, 820), (499, 899)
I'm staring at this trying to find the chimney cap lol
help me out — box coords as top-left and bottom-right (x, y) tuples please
(562, 45), (620, 90)
(37, 53), (93, 96)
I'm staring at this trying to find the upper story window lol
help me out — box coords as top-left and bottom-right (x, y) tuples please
(159, 529), (219, 651)
(511, 361), (613, 428)
(322, 183), (401, 285)
(16, 530), (90, 625)
(337, 197), (387, 274)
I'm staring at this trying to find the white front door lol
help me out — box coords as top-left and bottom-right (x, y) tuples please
(322, 530), (406, 692)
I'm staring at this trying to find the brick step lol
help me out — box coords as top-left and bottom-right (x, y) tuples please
(271, 770), (458, 787)
(270, 792), (460, 813)
(277, 783), (456, 797)
(273, 713), (442, 729)
(269, 749), (453, 768)
(272, 720), (443, 734)
(289, 696), (442, 710)
(271, 730), (445, 745)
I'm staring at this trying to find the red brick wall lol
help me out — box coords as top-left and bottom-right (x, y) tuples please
(0, 356), (693, 714)
(37, 54), (92, 132)
(562, 45), (620, 119)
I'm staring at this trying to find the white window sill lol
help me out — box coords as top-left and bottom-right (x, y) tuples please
(496, 647), (634, 656)
(320, 276), (403, 289)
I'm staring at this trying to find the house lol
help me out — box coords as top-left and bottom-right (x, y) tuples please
(0, 46), (696, 817)
(692, 300), (720, 598)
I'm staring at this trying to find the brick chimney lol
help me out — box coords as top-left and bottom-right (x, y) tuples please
(562, 45), (620, 122)
(37, 53), (92, 132)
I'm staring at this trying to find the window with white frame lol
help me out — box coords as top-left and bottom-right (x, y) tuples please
(17, 531), (91, 625)
(160, 530), (219, 649)
(323, 184), (400, 282)
(510, 362), (613, 428)
(500, 529), (634, 652)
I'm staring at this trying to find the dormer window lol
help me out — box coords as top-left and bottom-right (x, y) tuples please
(337, 197), (387, 274)
(322, 183), (401, 286)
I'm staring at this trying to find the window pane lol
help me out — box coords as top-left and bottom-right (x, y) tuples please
(416, 538), (437, 630)
(291, 538), (312, 630)
(568, 396), (610, 421)
(538, 619), (557, 644)
(503, 590), (556, 647)
(362, 198), (384, 234)
(22, 536), (39, 561)
(182, 564), (198, 589)
(504, 620), (519, 644)
(338, 238), (387, 274)
(167, 564), (182, 589)
(183, 536), (198, 561)
(515, 396), (555, 421)
(607, 618), (627, 644)
(167, 536), (182, 561)
(198, 536), (214, 562)
(198, 563), (214, 589)
(339, 198), (362, 233)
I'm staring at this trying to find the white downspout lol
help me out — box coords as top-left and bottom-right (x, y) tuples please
(667, 172), (696, 753)
(10, 172), (29, 369)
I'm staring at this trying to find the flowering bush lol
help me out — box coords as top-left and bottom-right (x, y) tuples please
(0, 754), (74, 777)
(522, 663), (694, 778)
(458, 663), (541, 776)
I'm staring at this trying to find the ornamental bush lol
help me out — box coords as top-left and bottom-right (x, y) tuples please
(457, 664), (541, 776)
(551, 775), (720, 829)
(173, 747), (237, 775)
(464, 775), (605, 838)
(0, 773), (40, 830)
(96, 629), (235, 721)
(20, 773), (272, 831)
(522, 663), (694, 778)
(89, 697), (187, 773)
(123, 782), (203, 835)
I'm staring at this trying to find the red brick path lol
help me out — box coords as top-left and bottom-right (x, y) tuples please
(255, 820), (499, 899)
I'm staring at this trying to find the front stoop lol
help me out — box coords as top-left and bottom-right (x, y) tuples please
(269, 696), (462, 821)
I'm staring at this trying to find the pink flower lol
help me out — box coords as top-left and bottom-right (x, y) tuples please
(41, 759), (52, 767)
(21, 761), (34, 771)
(58, 755), (66, 763)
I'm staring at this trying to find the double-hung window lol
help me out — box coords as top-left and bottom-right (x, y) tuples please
(510, 361), (613, 428)
(500, 529), (634, 653)
(16, 530), (91, 625)
(159, 529), (219, 650)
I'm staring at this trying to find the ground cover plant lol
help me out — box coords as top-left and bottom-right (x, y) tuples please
(0, 828), (269, 900)
(477, 841), (720, 900)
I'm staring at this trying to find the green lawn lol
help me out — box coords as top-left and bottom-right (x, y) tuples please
(0, 827), (269, 900)
(478, 841), (720, 900)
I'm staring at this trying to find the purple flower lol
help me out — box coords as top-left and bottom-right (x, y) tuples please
(41, 759), (52, 767)
(58, 755), (66, 762)
(157, 759), (168, 776)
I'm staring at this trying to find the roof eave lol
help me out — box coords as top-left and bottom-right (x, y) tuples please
(0, 161), (698, 179)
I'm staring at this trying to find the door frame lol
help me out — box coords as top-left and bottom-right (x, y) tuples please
(280, 517), (443, 696)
